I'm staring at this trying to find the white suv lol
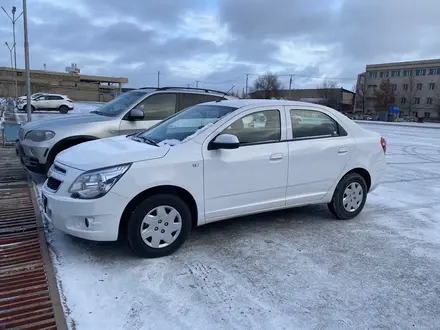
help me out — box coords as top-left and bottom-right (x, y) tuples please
(42, 99), (387, 258)
(17, 93), (74, 114)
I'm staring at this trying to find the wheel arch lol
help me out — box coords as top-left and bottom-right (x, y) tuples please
(118, 185), (198, 240)
(47, 135), (98, 164)
(343, 167), (371, 191)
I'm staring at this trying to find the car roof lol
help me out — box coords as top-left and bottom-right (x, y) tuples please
(204, 99), (326, 108)
(133, 87), (238, 99)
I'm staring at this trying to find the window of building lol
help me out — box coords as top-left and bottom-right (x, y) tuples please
(415, 97), (421, 104)
(425, 112), (431, 119)
(392, 84), (397, 91)
(429, 83), (436, 90)
(403, 84), (409, 90)
(391, 70), (401, 77)
(403, 70), (412, 77)
(290, 109), (347, 140)
(368, 72), (377, 79)
(401, 97), (407, 104)
(16, 72), (23, 77)
(416, 69), (426, 76)
(429, 68), (436, 75)
(437, 68), (440, 75)
(427, 97), (433, 104)
(367, 84), (377, 89)
(380, 71), (389, 78)
(221, 110), (281, 145)
(412, 111), (418, 117)
(391, 97), (396, 103)
(134, 93), (177, 120)
(416, 83), (423, 90)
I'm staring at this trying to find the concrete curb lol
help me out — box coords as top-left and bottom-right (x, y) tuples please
(355, 120), (440, 130)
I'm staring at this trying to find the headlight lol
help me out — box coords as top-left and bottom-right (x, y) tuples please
(25, 130), (55, 142)
(69, 164), (131, 199)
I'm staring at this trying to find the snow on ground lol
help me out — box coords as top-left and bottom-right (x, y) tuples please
(26, 109), (440, 329)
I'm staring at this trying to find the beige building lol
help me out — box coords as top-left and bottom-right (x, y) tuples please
(0, 67), (128, 102)
(355, 59), (440, 119)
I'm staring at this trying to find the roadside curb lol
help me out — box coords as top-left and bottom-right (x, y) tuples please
(355, 120), (440, 130)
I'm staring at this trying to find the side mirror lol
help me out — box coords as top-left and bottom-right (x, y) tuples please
(208, 134), (239, 150)
(128, 109), (144, 121)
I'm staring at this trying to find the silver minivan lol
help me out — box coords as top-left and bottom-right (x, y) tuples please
(16, 87), (237, 174)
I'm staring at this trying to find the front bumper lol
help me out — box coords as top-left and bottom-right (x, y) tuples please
(15, 140), (47, 174)
(42, 184), (130, 241)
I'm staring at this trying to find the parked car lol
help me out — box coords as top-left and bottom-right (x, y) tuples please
(41, 99), (387, 258)
(16, 87), (237, 174)
(17, 93), (73, 114)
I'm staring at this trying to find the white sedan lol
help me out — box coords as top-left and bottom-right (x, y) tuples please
(42, 100), (387, 258)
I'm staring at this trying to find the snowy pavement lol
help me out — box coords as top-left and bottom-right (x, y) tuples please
(25, 105), (440, 329)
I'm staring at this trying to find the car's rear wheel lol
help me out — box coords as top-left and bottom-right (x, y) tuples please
(127, 194), (192, 258)
(328, 173), (367, 220)
(59, 105), (69, 114)
(31, 105), (35, 113)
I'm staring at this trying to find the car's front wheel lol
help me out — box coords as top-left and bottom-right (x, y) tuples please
(328, 173), (367, 220)
(127, 194), (192, 258)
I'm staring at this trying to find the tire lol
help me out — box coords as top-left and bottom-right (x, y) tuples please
(59, 105), (69, 114)
(127, 194), (192, 258)
(31, 105), (35, 113)
(328, 173), (367, 220)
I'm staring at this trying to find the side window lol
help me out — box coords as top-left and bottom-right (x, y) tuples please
(48, 96), (63, 100)
(179, 93), (222, 111)
(135, 93), (177, 120)
(221, 110), (281, 145)
(290, 109), (346, 139)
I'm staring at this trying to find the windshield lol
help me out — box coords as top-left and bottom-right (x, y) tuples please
(91, 91), (148, 117)
(137, 104), (238, 146)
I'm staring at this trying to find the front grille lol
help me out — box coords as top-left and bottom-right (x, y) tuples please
(46, 177), (62, 191)
(19, 127), (24, 141)
(53, 163), (66, 174)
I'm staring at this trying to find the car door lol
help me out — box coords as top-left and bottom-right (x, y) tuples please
(286, 107), (354, 206)
(47, 95), (62, 109)
(118, 92), (177, 135)
(33, 95), (48, 109)
(202, 106), (289, 222)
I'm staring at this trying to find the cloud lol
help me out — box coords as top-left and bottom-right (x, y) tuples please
(0, 0), (438, 92)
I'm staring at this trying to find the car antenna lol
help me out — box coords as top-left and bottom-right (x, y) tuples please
(216, 85), (235, 102)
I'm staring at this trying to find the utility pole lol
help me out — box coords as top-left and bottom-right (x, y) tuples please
(22, 0), (31, 122)
(157, 71), (160, 88)
(2, 6), (23, 101)
(245, 74), (249, 98)
(289, 74), (293, 100)
(195, 80), (199, 88)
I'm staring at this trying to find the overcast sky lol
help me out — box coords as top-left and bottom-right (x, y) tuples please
(0, 0), (439, 92)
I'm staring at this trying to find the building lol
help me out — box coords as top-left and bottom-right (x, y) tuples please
(0, 67), (128, 102)
(249, 88), (355, 113)
(355, 59), (440, 119)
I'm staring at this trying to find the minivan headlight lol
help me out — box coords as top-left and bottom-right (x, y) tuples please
(25, 130), (55, 142)
(69, 164), (131, 199)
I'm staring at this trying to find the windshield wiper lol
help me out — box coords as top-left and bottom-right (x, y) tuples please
(136, 136), (159, 147)
(90, 110), (104, 115)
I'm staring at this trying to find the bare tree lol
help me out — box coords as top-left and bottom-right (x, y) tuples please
(317, 80), (339, 109)
(373, 79), (396, 111)
(354, 82), (369, 114)
(401, 75), (419, 117)
(252, 73), (282, 99)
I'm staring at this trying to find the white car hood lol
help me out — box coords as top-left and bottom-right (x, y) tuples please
(56, 135), (170, 171)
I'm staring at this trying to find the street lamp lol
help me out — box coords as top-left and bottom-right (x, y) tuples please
(5, 41), (14, 69)
(1, 6), (23, 101)
(22, 0), (32, 122)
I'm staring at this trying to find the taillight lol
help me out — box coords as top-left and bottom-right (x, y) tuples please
(380, 137), (386, 154)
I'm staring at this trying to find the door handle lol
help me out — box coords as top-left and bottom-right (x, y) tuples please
(338, 147), (348, 155)
(270, 153), (284, 161)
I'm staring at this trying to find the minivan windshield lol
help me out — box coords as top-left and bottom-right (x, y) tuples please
(91, 91), (148, 117)
(137, 104), (238, 146)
